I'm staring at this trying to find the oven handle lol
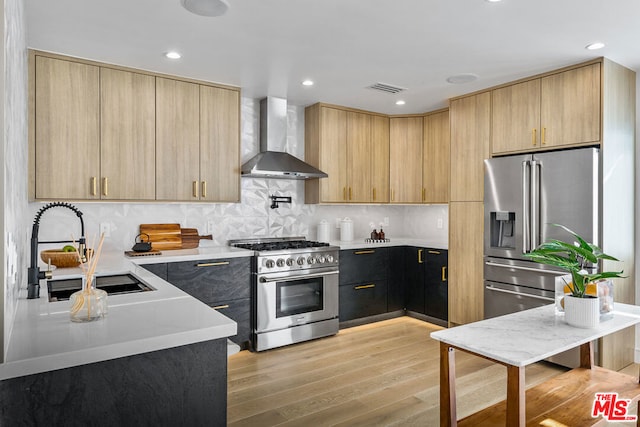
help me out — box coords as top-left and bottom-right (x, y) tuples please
(485, 285), (554, 302)
(259, 270), (339, 283)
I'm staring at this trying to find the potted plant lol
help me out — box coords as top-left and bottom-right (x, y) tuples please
(524, 224), (623, 328)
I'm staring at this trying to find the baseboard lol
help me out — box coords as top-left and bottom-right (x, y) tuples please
(339, 311), (404, 329)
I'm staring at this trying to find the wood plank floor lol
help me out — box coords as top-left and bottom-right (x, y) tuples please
(227, 317), (567, 426)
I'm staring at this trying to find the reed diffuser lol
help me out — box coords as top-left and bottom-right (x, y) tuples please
(69, 233), (108, 322)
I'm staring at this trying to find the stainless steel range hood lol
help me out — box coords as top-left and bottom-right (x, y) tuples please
(241, 97), (328, 180)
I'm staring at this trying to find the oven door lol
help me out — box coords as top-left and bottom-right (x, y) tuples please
(256, 267), (338, 333)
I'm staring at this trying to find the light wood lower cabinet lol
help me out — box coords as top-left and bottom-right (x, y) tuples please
(448, 201), (484, 325)
(389, 117), (423, 203)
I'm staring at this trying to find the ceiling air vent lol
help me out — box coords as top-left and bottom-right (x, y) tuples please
(366, 82), (406, 94)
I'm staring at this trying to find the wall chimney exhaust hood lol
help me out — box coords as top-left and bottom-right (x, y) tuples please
(241, 97), (328, 180)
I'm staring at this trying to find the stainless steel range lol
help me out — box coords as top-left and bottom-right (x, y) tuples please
(229, 237), (339, 351)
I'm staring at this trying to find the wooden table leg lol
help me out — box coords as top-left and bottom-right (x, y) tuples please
(579, 341), (594, 369)
(506, 365), (525, 426)
(440, 342), (457, 426)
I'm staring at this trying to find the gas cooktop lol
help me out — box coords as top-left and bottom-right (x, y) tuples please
(229, 237), (330, 252)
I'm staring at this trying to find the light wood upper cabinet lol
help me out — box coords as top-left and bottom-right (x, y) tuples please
(100, 68), (156, 200)
(491, 63), (601, 155)
(371, 115), (390, 203)
(200, 85), (241, 202)
(347, 111), (372, 203)
(422, 110), (450, 203)
(32, 56), (100, 200)
(389, 117), (423, 203)
(450, 93), (490, 202)
(155, 78), (200, 201)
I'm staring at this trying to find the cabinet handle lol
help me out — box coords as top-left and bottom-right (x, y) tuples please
(418, 248), (424, 264)
(201, 181), (207, 198)
(212, 304), (230, 310)
(196, 261), (230, 267)
(355, 284), (375, 290)
(391, 189), (395, 202)
(442, 266), (447, 282)
(102, 177), (108, 196)
(354, 250), (375, 255)
(192, 181), (199, 198)
(541, 127), (546, 145)
(532, 128), (537, 146)
(372, 188), (376, 201)
(343, 187), (346, 201)
(349, 187), (352, 200)
(422, 188), (426, 202)
(428, 250), (440, 254)
(91, 177), (97, 196)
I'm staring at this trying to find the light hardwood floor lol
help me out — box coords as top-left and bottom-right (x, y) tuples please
(227, 317), (568, 426)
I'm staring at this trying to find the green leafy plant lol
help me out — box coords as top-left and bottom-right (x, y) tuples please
(524, 224), (623, 298)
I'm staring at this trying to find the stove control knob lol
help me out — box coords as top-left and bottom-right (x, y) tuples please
(325, 254), (334, 263)
(307, 256), (316, 265)
(276, 258), (285, 267)
(297, 257), (305, 265)
(286, 258), (295, 267)
(317, 255), (326, 264)
(265, 259), (275, 269)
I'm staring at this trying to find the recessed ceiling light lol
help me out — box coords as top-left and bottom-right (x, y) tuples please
(446, 73), (479, 84)
(395, 100), (406, 106)
(302, 80), (314, 86)
(486, 0), (502, 3)
(586, 42), (605, 50)
(165, 51), (182, 59)
(181, 0), (229, 17)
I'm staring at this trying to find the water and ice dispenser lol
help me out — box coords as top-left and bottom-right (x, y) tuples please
(489, 211), (515, 249)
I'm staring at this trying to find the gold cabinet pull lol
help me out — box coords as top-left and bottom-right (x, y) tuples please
(196, 261), (230, 267)
(354, 250), (375, 255)
(201, 181), (207, 198)
(102, 177), (108, 196)
(391, 189), (395, 202)
(372, 188), (376, 201)
(192, 181), (199, 198)
(355, 284), (375, 290)
(422, 188), (426, 202)
(343, 187), (346, 201)
(349, 187), (352, 200)
(532, 128), (537, 146)
(91, 177), (97, 196)
(428, 250), (441, 254)
(541, 127), (547, 145)
(442, 266), (447, 282)
(212, 304), (230, 310)
(418, 248), (424, 264)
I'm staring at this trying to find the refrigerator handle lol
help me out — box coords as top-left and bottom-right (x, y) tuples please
(531, 160), (540, 249)
(522, 160), (531, 253)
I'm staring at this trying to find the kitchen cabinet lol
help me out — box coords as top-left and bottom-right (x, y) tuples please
(100, 67), (156, 200)
(139, 262), (168, 281)
(387, 247), (405, 312)
(339, 248), (389, 322)
(404, 247), (448, 324)
(389, 116), (423, 203)
(166, 257), (251, 347)
(422, 109), (450, 203)
(31, 55), (101, 200)
(371, 115), (390, 203)
(491, 62), (601, 155)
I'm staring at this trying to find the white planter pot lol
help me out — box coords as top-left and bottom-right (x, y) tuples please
(564, 295), (600, 328)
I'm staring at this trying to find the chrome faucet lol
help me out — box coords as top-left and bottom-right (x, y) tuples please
(27, 202), (86, 299)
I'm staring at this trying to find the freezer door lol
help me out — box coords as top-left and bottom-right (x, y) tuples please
(534, 148), (599, 248)
(484, 154), (531, 259)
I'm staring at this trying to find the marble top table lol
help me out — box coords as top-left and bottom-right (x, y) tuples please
(431, 303), (640, 426)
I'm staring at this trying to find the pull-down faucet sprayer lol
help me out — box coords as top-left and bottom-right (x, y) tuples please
(27, 202), (86, 299)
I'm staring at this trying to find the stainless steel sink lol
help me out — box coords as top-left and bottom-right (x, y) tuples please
(47, 273), (155, 302)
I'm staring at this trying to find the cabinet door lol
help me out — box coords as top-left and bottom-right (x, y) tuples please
(371, 115), (390, 203)
(405, 247), (425, 314)
(491, 79), (541, 154)
(387, 247), (406, 312)
(34, 56), (100, 199)
(155, 78), (200, 201)
(423, 110), (450, 203)
(541, 63), (601, 148)
(424, 249), (448, 321)
(346, 111), (372, 202)
(389, 117), (423, 203)
(319, 107), (348, 202)
(139, 263), (168, 281)
(449, 201), (484, 325)
(339, 248), (388, 285)
(212, 298), (251, 348)
(200, 85), (240, 202)
(450, 93), (490, 202)
(339, 280), (388, 322)
(100, 68), (156, 200)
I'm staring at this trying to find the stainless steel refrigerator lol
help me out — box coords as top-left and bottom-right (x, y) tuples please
(483, 147), (599, 367)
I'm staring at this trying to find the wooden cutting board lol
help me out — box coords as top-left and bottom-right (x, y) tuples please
(181, 228), (213, 249)
(139, 223), (182, 250)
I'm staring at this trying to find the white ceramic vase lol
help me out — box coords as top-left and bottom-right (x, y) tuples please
(564, 295), (600, 328)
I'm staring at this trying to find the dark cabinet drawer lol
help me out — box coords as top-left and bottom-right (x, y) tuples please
(339, 248), (388, 285)
(339, 280), (388, 322)
(167, 257), (251, 304)
(211, 297), (251, 348)
(140, 262), (168, 281)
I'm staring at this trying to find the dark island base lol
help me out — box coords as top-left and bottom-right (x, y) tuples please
(0, 338), (227, 427)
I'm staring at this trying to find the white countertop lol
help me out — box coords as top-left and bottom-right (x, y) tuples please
(0, 250), (240, 381)
(332, 237), (448, 250)
(431, 303), (640, 367)
(126, 244), (254, 265)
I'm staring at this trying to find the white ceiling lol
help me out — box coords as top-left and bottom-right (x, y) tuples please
(25, 0), (640, 115)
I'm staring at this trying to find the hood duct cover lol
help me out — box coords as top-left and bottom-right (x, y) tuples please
(241, 97), (327, 180)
